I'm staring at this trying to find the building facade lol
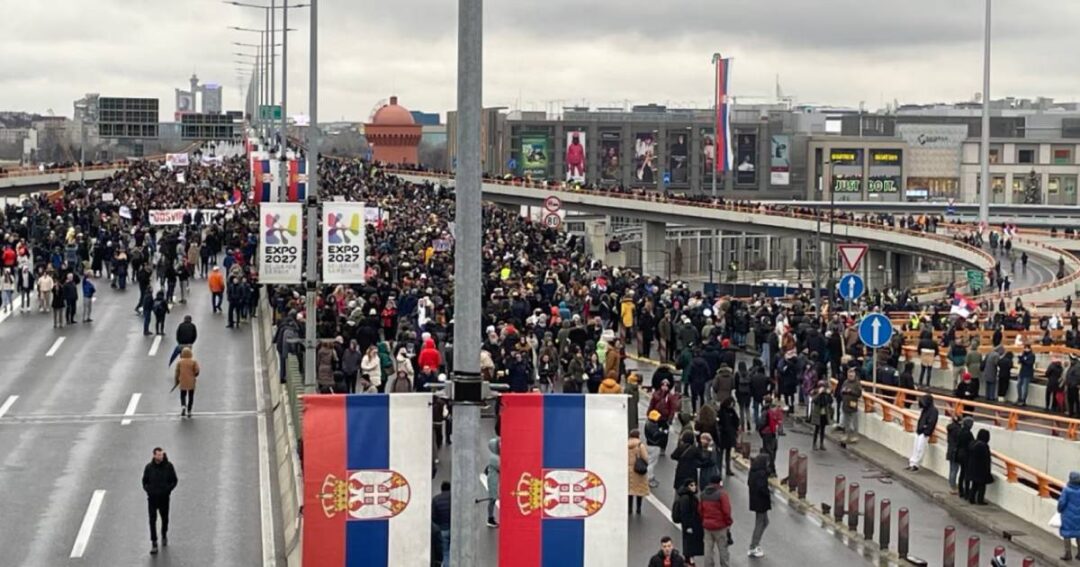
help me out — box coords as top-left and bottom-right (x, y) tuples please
(960, 140), (1079, 205)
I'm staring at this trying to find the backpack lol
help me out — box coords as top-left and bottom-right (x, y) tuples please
(153, 298), (167, 316)
(670, 497), (683, 524)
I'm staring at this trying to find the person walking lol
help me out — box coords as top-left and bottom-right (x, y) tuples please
(62, 273), (78, 325)
(207, 266), (225, 314)
(51, 277), (66, 328)
(839, 369), (863, 447)
(173, 347), (200, 417)
(810, 381), (832, 450)
(628, 429), (650, 515)
(1058, 471), (1080, 560)
(966, 429), (993, 505)
(169, 315), (198, 366)
(431, 481), (451, 566)
(0, 268), (14, 313)
(717, 398), (739, 477)
(647, 536), (688, 567)
(142, 447), (178, 555)
(152, 290), (169, 335)
(747, 453), (772, 558)
(485, 437), (500, 528)
(671, 479), (704, 565)
(907, 393), (938, 472)
(648, 381), (679, 456)
(80, 271), (95, 322)
(698, 475), (733, 567)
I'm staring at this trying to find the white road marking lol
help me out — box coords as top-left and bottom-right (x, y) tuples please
(0, 395), (17, 418)
(69, 490), (106, 558)
(0, 308), (12, 325)
(252, 310), (277, 565)
(148, 335), (162, 357)
(646, 494), (678, 527)
(45, 336), (65, 357)
(120, 393), (142, 426)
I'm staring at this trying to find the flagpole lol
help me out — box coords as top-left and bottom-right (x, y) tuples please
(711, 53), (720, 198)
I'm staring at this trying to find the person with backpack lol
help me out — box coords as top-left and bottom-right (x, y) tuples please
(644, 411), (668, 488)
(735, 361), (753, 431)
(152, 291), (169, 336)
(627, 429), (650, 515)
(757, 396), (783, 477)
(671, 479), (704, 564)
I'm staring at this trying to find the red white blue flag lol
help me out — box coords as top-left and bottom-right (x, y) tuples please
(287, 158), (307, 202)
(499, 394), (628, 566)
(302, 394), (432, 567)
(715, 57), (733, 174)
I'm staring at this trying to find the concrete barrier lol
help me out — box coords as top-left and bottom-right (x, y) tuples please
(257, 300), (304, 566)
(856, 410), (1059, 537)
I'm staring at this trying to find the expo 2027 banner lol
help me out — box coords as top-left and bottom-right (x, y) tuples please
(322, 202), (367, 284)
(259, 202), (303, 284)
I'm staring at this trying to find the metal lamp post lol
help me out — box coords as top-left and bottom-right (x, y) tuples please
(978, 0), (992, 224)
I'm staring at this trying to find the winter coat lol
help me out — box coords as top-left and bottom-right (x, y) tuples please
(390, 374), (412, 393)
(647, 551), (687, 567)
(954, 419), (975, 466)
(174, 348), (200, 391)
(717, 405), (740, 449)
(671, 433), (700, 490)
(712, 365), (734, 406)
(696, 445), (721, 486)
(946, 419), (962, 461)
(697, 483), (733, 531)
(175, 321), (197, 345)
(628, 437), (650, 497)
(648, 391), (679, 423)
(749, 367), (770, 403)
(599, 377), (623, 394)
(982, 345), (1003, 384)
(1057, 473), (1080, 539)
(810, 390), (833, 427)
(747, 454), (772, 513)
(626, 380), (641, 430)
(142, 457), (178, 497)
(966, 429), (993, 484)
(840, 378), (863, 414)
(672, 483), (705, 558)
(915, 395), (939, 436)
(417, 338), (441, 372)
(695, 404), (718, 441)
(316, 346), (337, 388)
(688, 356), (711, 392)
(604, 347), (620, 380)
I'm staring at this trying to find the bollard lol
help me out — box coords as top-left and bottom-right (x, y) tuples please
(1021, 556), (1034, 567)
(898, 507), (910, 559)
(967, 536), (980, 567)
(943, 525), (956, 567)
(834, 475), (847, 521)
(847, 483), (860, 531)
(796, 453), (808, 500)
(788, 448), (799, 489)
(863, 491), (876, 541)
(880, 499), (892, 552)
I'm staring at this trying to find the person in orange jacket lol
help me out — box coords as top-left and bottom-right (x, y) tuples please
(207, 266), (225, 313)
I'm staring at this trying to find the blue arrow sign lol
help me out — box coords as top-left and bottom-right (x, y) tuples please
(839, 273), (865, 301)
(859, 313), (893, 349)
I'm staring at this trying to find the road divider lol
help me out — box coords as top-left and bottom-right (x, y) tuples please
(69, 489), (106, 558)
(0, 395), (17, 418)
(120, 393), (141, 426)
(46, 336), (65, 357)
(148, 335), (162, 357)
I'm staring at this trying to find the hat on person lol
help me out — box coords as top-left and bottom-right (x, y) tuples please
(647, 410), (661, 422)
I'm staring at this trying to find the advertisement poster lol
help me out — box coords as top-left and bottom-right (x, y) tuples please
(735, 132), (757, 185)
(520, 135), (549, 178)
(259, 202), (303, 284)
(668, 132), (689, 184)
(165, 153), (190, 168)
(565, 130), (586, 183)
(770, 135), (790, 185)
(701, 128), (716, 184)
(866, 176), (900, 193)
(322, 202), (367, 284)
(600, 131), (621, 182)
(634, 132), (657, 184)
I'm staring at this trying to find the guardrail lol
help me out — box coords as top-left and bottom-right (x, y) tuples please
(853, 382), (1064, 498)
(0, 143), (203, 181)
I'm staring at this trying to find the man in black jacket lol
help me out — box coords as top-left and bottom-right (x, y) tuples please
(431, 481), (452, 563)
(169, 315), (198, 366)
(142, 447), (178, 554)
(647, 536), (687, 567)
(906, 393), (939, 472)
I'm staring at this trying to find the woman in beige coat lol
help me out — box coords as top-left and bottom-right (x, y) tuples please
(174, 347), (200, 417)
(628, 429), (650, 514)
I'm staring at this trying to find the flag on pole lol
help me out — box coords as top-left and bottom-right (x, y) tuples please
(499, 394), (628, 567)
(303, 394), (432, 567)
(714, 57), (733, 174)
(288, 158), (307, 202)
(225, 187), (243, 206)
(252, 159), (275, 203)
(950, 293), (978, 319)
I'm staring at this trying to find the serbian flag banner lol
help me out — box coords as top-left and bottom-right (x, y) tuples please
(288, 158), (307, 202)
(303, 394), (432, 567)
(950, 293), (978, 319)
(253, 160), (278, 203)
(714, 56), (733, 174)
(249, 150), (266, 193)
(499, 394), (628, 567)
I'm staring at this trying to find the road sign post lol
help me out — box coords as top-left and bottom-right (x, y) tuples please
(859, 313), (893, 385)
(839, 273), (865, 302)
(965, 269), (985, 294)
(544, 195), (562, 212)
(838, 243), (869, 273)
(542, 212), (562, 229)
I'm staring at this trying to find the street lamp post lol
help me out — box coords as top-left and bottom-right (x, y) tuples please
(978, 0), (992, 225)
(304, 0), (320, 388)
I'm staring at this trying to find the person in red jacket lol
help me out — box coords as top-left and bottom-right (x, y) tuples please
(698, 474), (733, 567)
(647, 380), (680, 455)
(418, 337), (441, 372)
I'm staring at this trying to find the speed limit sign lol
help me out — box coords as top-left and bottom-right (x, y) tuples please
(542, 212), (562, 229)
(544, 195), (562, 212)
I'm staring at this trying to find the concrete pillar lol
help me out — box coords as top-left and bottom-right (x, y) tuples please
(867, 249), (887, 292)
(641, 220), (668, 278)
(894, 252), (916, 289)
(587, 220), (608, 260)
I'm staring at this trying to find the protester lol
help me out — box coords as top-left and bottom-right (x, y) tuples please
(173, 347), (200, 417)
(1058, 471), (1080, 561)
(142, 447), (178, 555)
(746, 453), (771, 558)
(628, 429), (650, 515)
(907, 393), (938, 472)
(698, 474), (733, 567)
(647, 536), (688, 567)
(966, 429), (993, 505)
(671, 479), (704, 565)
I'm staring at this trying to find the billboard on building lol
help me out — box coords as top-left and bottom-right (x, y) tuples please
(667, 132), (689, 184)
(735, 132), (757, 185)
(701, 128), (716, 184)
(520, 134), (549, 178)
(830, 148), (863, 193)
(565, 130), (586, 183)
(770, 135), (790, 185)
(600, 131), (621, 182)
(634, 132), (658, 184)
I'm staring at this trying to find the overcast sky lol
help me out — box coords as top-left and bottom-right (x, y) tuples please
(4, 0), (1080, 122)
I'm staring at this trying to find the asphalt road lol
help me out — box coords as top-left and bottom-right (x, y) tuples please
(0, 275), (265, 566)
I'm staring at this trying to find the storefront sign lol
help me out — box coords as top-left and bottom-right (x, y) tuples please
(870, 150), (903, 166)
(866, 176), (900, 193)
(830, 149), (862, 165)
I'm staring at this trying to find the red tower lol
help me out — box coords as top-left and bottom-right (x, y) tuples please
(365, 96), (422, 165)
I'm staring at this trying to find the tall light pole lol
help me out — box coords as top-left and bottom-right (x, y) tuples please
(452, 0), (483, 564)
(304, 0), (320, 388)
(978, 0), (992, 225)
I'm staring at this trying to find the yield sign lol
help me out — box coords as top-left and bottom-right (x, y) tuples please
(838, 243), (868, 272)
